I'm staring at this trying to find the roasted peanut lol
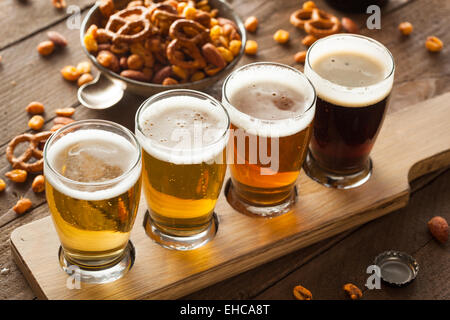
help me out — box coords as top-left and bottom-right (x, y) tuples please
(127, 54), (144, 70)
(99, 0), (115, 18)
(61, 65), (81, 81)
(120, 69), (151, 82)
(77, 73), (94, 87)
(293, 285), (312, 300)
(425, 36), (443, 52)
(398, 22), (413, 35)
(183, 6), (197, 20)
(244, 16), (258, 33)
(202, 43), (227, 69)
(274, 29), (290, 44)
(26, 102), (45, 115)
(0, 179), (6, 192)
(47, 31), (68, 47)
(97, 50), (120, 72)
(217, 47), (233, 63)
(5, 170), (27, 183)
(55, 108), (75, 117)
(294, 51), (307, 63)
(302, 35), (317, 46)
(86, 24), (98, 38)
(32, 175), (45, 193)
(52, 0), (66, 9)
(428, 216), (448, 243)
(210, 18), (219, 27)
(51, 124), (65, 132)
(343, 283), (363, 300)
(76, 61), (92, 74)
(172, 65), (188, 80)
(245, 40), (258, 55)
(191, 71), (205, 82)
(28, 115), (45, 130)
(210, 25), (223, 40)
(162, 77), (179, 85)
(229, 40), (242, 56)
(210, 8), (219, 18)
(152, 66), (173, 84)
(13, 198), (32, 215)
(37, 40), (55, 56)
(84, 33), (98, 53)
(341, 17), (360, 34)
(303, 1), (316, 9)
(177, 1), (187, 14)
(54, 117), (75, 125)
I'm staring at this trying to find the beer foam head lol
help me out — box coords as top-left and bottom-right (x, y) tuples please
(305, 34), (395, 108)
(44, 129), (141, 201)
(222, 62), (316, 138)
(136, 93), (229, 165)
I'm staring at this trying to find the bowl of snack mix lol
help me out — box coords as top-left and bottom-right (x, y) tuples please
(80, 0), (246, 96)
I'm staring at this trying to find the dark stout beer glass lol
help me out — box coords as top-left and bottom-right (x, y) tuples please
(303, 34), (395, 189)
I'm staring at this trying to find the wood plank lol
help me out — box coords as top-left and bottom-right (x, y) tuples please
(0, 0), (94, 50)
(253, 169), (450, 300)
(9, 92), (450, 299)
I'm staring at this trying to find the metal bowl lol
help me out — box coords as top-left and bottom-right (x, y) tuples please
(80, 0), (246, 97)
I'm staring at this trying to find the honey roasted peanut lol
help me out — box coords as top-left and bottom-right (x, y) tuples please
(425, 36), (443, 52)
(341, 17), (360, 34)
(37, 40), (55, 56)
(76, 61), (92, 74)
(293, 285), (312, 300)
(343, 283), (363, 300)
(0, 179), (6, 192)
(77, 73), (94, 87)
(245, 40), (258, 55)
(244, 16), (258, 33)
(28, 115), (45, 131)
(61, 65), (81, 81)
(162, 77), (179, 85)
(302, 34), (317, 46)
(55, 108), (75, 117)
(26, 102), (45, 115)
(97, 50), (120, 72)
(5, 169), (28, 183)
(398, 22), (413, 36)
(294, 51), (307, 63)
(127, 54), (145, 70)
(273, 29), (290, 44)
(32, 175), (45, 193)
(13, 198), (32, 215)
(54, 117), (75, 125)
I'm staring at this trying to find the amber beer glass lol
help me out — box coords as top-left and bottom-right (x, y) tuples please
(303, 34), (395, 188)
(135, 90), (229, 250)
(44, 120), (142, 283)
(222, 62), (316, 217)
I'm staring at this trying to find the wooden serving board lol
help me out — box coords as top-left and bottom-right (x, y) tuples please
(10, 93), (450, 300)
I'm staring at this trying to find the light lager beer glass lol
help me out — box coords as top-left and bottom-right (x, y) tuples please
(136, 90), (229, 250)
(222, 62), (316, 217)
(303, 34), (395, 189)
(44, 120), (142, 283)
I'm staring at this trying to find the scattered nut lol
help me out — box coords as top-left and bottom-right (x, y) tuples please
(293, 285), (312, 300)
(28, 115), (45, 131)
(51, 124), (65, 132)
(13, 198), (32, 215)
(84, 33), (98, 53)
(127, 54), (144, 70)
(273, 29), (290, 44)
(61, 65), (81, 81)
(32, 175), (45, 193)
(52, 0), (66, 9)
(294, 51), (307, 63)
(54, 117), (75, 125)
(244, 16), (258, 33)
(26, 102), (45, 115)
(97, 50), (120, 72)
(398, 22), (413, 36)
(428, 216), (448, 243)
(5, 170), (28, 183)
(302, 34), (317, 46)
(76, 61), (92, 74)
(55, 108), (75, 117)
(245, 40), (258, 55)
(303, 1), (316, 9)
(37, 40), (55, 56)
(0, 178), (5, 192)
(343, 283), (363, 300)
(77, 73), (94, 87)
(47, 31), (68, 47)
(229, 40), (242, 56)
(341, 17), (360, 34)
(425, 36), (443, 52)
(162, 77), (179, 85)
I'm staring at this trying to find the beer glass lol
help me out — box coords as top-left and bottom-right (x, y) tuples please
(44, 120), (142, 283)
(135, 89), (229, 250)
(222, 62), (316, 217)
(303, 34), (395, 189)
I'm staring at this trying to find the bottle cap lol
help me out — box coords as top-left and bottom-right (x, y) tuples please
(374, 250), (419, 287)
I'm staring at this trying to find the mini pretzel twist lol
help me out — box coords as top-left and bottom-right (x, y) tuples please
(290, 8), (341, 38)
(169, 19), (210, 45)
(104, 6), (154, 43)
(167, 39), (206, 69)
(6, 131), (52, 173)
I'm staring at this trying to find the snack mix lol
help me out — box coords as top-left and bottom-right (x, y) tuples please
(84, 0), (243, 85)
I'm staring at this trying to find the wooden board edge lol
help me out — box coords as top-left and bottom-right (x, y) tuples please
(408, 150), (450, 182)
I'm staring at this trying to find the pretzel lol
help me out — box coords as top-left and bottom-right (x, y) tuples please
(150, 3), (180, 33)
(104, 6), (154, 43)
(167, 39), (206, 69)
(290, 8), (341, 38)
(6, 131), (52, 173)
(169, 19), (209, 45)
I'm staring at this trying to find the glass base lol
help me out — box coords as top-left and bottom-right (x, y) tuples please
(303, 152), (372, 189)
(225, 179), (297, 218)
(143, 211), (218, 251)
(58, 241), (135, 284)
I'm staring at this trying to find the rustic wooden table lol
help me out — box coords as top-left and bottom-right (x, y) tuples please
(0, 0), (448, 300)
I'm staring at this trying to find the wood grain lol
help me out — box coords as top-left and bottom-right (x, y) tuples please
(10, 93), (450, 299)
